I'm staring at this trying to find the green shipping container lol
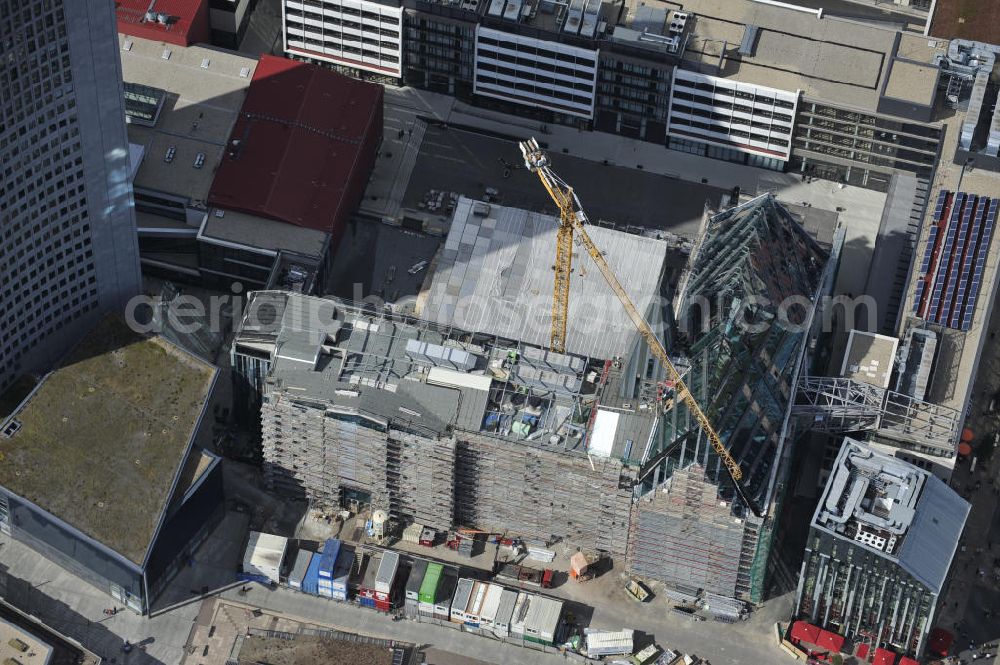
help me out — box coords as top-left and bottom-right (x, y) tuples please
(419, 563), (443, 604)
(523, 634), (553, 646)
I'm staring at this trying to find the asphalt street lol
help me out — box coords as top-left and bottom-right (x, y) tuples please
(404, 124), (727, 237)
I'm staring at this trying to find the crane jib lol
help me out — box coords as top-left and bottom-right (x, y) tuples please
(518, 138), (761, 518)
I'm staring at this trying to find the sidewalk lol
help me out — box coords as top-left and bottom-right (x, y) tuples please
(214, 585), (578, 665)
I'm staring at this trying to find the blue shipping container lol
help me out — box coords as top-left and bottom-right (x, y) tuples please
(318, 539), (341, 578)
(331, 549), (354, 599)
(302, 552), (323, 595)
(359, 597), (376, 608)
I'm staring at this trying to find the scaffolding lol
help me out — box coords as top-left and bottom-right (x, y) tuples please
(455, 432), (635, 559)
(627, 465), (748, 598)
(261, 394), (456, 530)
(794, 376), (961, 454)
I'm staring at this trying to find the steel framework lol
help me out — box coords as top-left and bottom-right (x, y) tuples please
(794, 376), (960, 453)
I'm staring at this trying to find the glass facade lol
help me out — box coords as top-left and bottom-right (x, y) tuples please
(640, 195), (829, 602)
(791, 100), (942, 192)
(123, 82), (165, 126)
(669, 195), (827, 509)
(2, 490), (146, 609)
(595, 54), (671, 142)
(403, 12), (476, 96)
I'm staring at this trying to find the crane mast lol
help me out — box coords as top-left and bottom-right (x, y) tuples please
(518, 138), (758, 513)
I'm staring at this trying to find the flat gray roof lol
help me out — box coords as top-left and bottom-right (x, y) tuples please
(239, 291), (658, 458)
(135, 210), (199, 232)
(840, 330), (898, 389)
(119, 34), (257, 203)
(814, 439), (969, 593)
(0, 317), (215, 565)
(672, 0), (930, 111)
(418, 197), (669, 361)
(897, 472), (969, 593)
(201, 209), (330, 257)
(884, 59), (939, 106)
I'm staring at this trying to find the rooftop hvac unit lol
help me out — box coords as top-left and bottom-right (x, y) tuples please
(669, 11), (688, 33)
(638, 30), (679, 52)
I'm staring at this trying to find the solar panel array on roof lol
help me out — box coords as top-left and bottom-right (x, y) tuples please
(913, 191), (999, 330)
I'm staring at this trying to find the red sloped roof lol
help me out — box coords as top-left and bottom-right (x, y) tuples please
(872, 647), (897, 665)
(816, 630), (845, 653)
(790, 621), (821, 645)
(116, 0), (210, 47)
(208, 54), (383, 235)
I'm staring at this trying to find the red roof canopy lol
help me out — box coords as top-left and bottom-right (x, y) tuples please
(816, 629), (845, 653)
(208, 55), (383, 236)
(873, 647), (897, 665)
(790, 621), (821, 645)
(856, 643), (870, 659)
(116, 0), (210, 46)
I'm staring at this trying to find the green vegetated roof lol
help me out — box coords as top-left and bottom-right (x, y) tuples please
(0, 316), (215, 565)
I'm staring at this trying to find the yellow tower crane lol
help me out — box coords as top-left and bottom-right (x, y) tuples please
(519, 138), (757, 511)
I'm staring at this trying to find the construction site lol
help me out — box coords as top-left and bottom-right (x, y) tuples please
(235, 288), (644, 561)
(232, 132), (849, 615)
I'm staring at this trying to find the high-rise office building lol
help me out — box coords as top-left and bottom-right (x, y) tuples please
(793, 439), (968, 659)
(0, 0), (141, 393)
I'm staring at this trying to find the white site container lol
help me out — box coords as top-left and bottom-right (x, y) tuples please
(242, 532), (288, 584)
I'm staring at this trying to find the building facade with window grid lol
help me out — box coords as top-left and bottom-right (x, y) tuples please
(0, 0), (141, 395)
(594, 49), (673, 143)
(283, 0), (404, 80)
(666, 69), (797, 171)
(473, 26), (598, 120)
(402, 2), (477, 96)
(286, 0), (948, 190)
(791, 100), (942, 193)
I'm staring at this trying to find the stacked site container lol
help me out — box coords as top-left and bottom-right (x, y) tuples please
(358, 551), (382, 609)
(492, 588), (519, 637)
(240, 532), (288, 584)
(287, 549), (313, 590)
(509, 592), (530, 639)
(524, 596), (562, 646)
(464, 581), (487, 628)
(302, 553), (322, 595)
(348, 551), (369, 598)
(479, 584), (504, 631)
(417, 561), (440, 617)
(405, 559), (428, 618)
(374, 550), (400, 612)
(316, 539), (341, 598)
(329, 547), (354, 601)
(434, 567), (456, 620)
(451, 578), (474, 623)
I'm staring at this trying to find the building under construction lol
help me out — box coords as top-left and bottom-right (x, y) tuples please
(232, 291), (647, 559)
(793, 438), (969, 658)
(628, 194), (836, 604)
